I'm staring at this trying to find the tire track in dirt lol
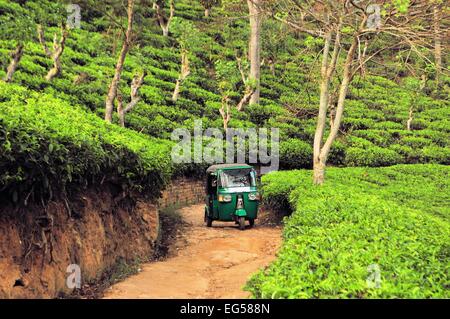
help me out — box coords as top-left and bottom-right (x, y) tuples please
(103, 204), (282, 299)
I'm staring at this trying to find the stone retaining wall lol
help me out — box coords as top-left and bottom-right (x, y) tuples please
(159, 177), (204, 208)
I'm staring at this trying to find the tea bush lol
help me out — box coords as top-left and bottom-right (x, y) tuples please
(0, 83), (174, 203)
(247, 165), (450, 298)
(0, 0), (448, 184)
(345, 146), (402, 167)
(279, 139), (313, 169)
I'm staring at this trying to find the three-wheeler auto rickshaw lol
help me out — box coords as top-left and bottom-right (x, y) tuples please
(204, 164), (260, 230)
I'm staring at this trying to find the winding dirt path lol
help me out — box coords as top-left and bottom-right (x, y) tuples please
(103, 204), (281, 299)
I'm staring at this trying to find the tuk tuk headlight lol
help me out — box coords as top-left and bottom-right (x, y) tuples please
(248, 192), (260, 201)
(218, 194), (232, 202)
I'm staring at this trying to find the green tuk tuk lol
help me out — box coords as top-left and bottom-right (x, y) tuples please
(204, 164), (260, 230)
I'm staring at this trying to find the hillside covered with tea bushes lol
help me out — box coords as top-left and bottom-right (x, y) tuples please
(0, 0), (449, 200)
(0, 82), (175, 202)
(246, 165), (450, 298)
(0, 0), (449, 301)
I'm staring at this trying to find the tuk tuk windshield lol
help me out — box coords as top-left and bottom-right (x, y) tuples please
(219, 169), (256, 188)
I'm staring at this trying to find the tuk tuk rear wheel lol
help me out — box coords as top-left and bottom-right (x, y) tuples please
(205, 212), (213, 227)
(249, 218), (255, 228)
(238, 216), (245, 230)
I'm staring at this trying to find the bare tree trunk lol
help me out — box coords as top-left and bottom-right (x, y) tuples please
(37, 25), (52, 57)
(314, 35), (357, 185)
(111, 28), (121, 55)
(172, 50), (190, 102)
(38, 24), (69, 81)
(268, 58), (275, 76)
(162, 26), (169, 37)
(313, 160), (326, 185)
(236, 90), (253, 112)
(219, 96), (231, 131)
(313, 21), (349, 185)
(172, 79), (181, 101)
(313, 32), (332, 185)
(3, 43), (24, 83)
(433, 5), (442, 83)
(236, 56), (254, 112)
(117, 94), (125, 127)
(205, 8), (210, 18)
(105, 0), (135, 123)
(156, 0), (174, 37)
(407, 75), (426, 131)
(247, 0), (261, 105)
(406, 107), (413, 131)
(358, 39), (368, 77)
(117, 72), (145, 127)
(45, 27), (69, 81)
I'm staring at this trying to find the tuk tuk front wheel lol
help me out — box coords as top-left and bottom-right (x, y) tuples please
(249, 219), (255, 228)
(238, 216), (246, 230)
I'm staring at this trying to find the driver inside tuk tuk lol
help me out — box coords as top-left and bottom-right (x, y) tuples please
(211, 176), (217, 190)
(220, 169), (255, 188)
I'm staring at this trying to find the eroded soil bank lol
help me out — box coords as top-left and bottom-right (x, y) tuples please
(0, 188), (159, 298)
(104, 204), (282, 299)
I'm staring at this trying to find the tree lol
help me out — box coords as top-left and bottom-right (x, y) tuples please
(263, 0), (435, 184)
(432, 1), (444, 84)
(105, 0), (136, 123)
(214, 58), (256, 129)
(215, 60), (236, 131)
(37, 24), (70, 81)
(3, 44), (24, 83)
(170, 17), (203, 102)
(117, 71), (146, 127)
(405, 75), (426, 131)
(0, 2), (34, 82)
(154, 0), (175, 37)
(261, 19), (289, 76)
(247, 0), (262, 105)
(236, 56), (257, 111)
(221, 0), (262, 109)
(199, 0), (221, 18)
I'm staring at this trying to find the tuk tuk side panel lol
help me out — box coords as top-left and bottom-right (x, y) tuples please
(243, 193), (258, 219)
(212, 198), (221, 219)
(205, 194), (221, 220)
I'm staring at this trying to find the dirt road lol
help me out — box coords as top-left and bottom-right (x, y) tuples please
(103, 204), (281, 299)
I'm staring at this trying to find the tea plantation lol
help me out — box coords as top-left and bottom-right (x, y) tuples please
(0, 0), (449, 299)
(246, 165), (450, 298)
(0, 1), (449, 200)
(0, 82), (176, 202)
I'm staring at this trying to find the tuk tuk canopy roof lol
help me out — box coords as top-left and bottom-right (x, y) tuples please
(206, 163), (253, 174)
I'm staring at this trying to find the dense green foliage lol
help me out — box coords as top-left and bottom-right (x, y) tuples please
(0, 0), (448, 300)
(0, 1), (448, 153)
(0, 0), (448, 202)
(246, 165), (450, 298)
(0, 82), (173, 202)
